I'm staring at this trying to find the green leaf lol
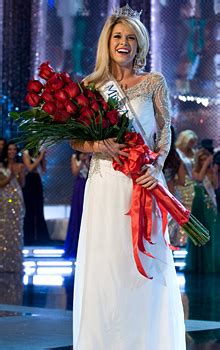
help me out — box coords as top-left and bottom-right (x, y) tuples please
(107, 97), (119, 109)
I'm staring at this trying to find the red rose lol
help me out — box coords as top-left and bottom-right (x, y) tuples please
(78, 116), (92, 126)
(65, 100), (78, 114)
(80, 107), (94, 118)
(95, 115), (110, 128)
(42, 102), (56, 115)
(25, 92), (41, 107)
(90, 99), (99, 112)
(53, 110), (71, 123)
(54, 89), (68, 102)
(102, 118), (110, 128)
(55, 101), (65, 110)
(65, 82), (81, 99)
(95, 92), (105, 102)
(60, 72), (72, 83)
(75, 94), (89, 107)
(101, 100), (109, 111)
(85, 89), (96, 99)
(38, 62), (55, 80)
(106, 110), (119, 125)
(41, 89), (54, 102)
(47, 74), (64, 91)
(27, 80), (44, 93)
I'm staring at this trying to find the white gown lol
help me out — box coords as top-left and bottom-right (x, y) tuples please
(73, 72), (186, 350)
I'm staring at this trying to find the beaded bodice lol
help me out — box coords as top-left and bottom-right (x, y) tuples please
(123, 72), (171, 162)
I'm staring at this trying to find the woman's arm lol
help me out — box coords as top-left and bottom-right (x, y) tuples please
(192, 156), (212, 181)
(23, 150), (46, 172)
(175, 161), (186, 186)
(71, 155), (82, 176)
(17, 164), (25, 187)
(153, 73), (171, 171)
(71, 138), (127, 162)
(136, 74), (171, 190)
(0, 172), (13, 187)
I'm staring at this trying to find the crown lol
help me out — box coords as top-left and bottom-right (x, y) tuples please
(112, 4), (142, 21)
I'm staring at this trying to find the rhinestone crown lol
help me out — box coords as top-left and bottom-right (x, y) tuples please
(112, 4), (142, 21)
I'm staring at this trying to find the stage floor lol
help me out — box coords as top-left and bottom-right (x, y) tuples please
(0, 247), (220, 349)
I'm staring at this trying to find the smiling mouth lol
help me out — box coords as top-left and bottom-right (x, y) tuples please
(116, 48), (130, 54)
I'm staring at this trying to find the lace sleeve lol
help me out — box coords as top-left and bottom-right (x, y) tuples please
(152, 73), (171, 168)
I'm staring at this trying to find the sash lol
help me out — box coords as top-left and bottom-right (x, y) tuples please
(203, 175), (217, 207)
(176, 149), (193, 179)
(99, 79), (148, 144)
(99, 79), (169, 280)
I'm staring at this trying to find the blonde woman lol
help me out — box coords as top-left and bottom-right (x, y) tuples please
(72, 5), (185, 349)
(175, 129), (198, 246)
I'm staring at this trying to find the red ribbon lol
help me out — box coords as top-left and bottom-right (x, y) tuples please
(112, 132), (160, 278)
(112, 132), (190, 279)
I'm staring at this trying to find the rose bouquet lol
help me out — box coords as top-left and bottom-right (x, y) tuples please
(112, 132), (210, 278)
(10, 62), (210, 279)
(10, 62), (129, 151)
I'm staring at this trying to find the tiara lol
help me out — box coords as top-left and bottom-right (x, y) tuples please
(112, 4), (142, 21)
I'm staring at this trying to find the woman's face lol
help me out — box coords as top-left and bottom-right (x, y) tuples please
(109, 22), (138, 69)
(188, 138), (197, 149)
(7, 144), (17, 160)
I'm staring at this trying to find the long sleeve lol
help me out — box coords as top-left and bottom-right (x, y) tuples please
(152, 74), (171, 169)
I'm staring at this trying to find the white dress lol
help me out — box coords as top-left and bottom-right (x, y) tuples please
(73, 72), (186, 350)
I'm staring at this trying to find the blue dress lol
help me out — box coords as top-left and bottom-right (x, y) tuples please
(64, 155), (90, 259)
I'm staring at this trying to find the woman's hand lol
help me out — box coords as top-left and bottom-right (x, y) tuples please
(136, 164), (159, 190)
(96, 138), (128, 162)
(39, 149), (46, 160)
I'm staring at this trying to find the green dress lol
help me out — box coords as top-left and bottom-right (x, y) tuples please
(185, 180), (218, 274)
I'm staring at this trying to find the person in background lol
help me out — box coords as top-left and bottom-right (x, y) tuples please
(201, 138), (214, 155)
(0, 137), (6, 163)
(213, 150), (220, 213)
(175, 129), (198, 246)
(213, 150), (220, 272)
(163, 126), (185, 246)
(0, 141), (25, 272)
(64, 151), (91, 259)
(22, 148), (50, 245)
(185, 148), (218, 274)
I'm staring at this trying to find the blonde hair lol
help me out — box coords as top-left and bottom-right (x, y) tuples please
(175, 130), (198, 150)
(84, 15), (149, 87)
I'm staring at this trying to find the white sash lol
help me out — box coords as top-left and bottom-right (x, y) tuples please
(203, 175), (217, 207)
(99, 79), (148, 144)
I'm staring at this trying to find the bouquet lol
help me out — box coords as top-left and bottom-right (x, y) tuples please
(112, 132), (210, 278)
(10, 62), (129, 151)
(10, 62), (210, 279)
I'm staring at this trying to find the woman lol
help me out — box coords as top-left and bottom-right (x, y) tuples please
(185, 148), (218, 274)
(64, 151), (91, 259)
(0, 141), (25, 272)
(22, 148), (50, 245)
(0, 137), (6, 163)
(72, 5), (186, 349)
(175, 129), (198, 246)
